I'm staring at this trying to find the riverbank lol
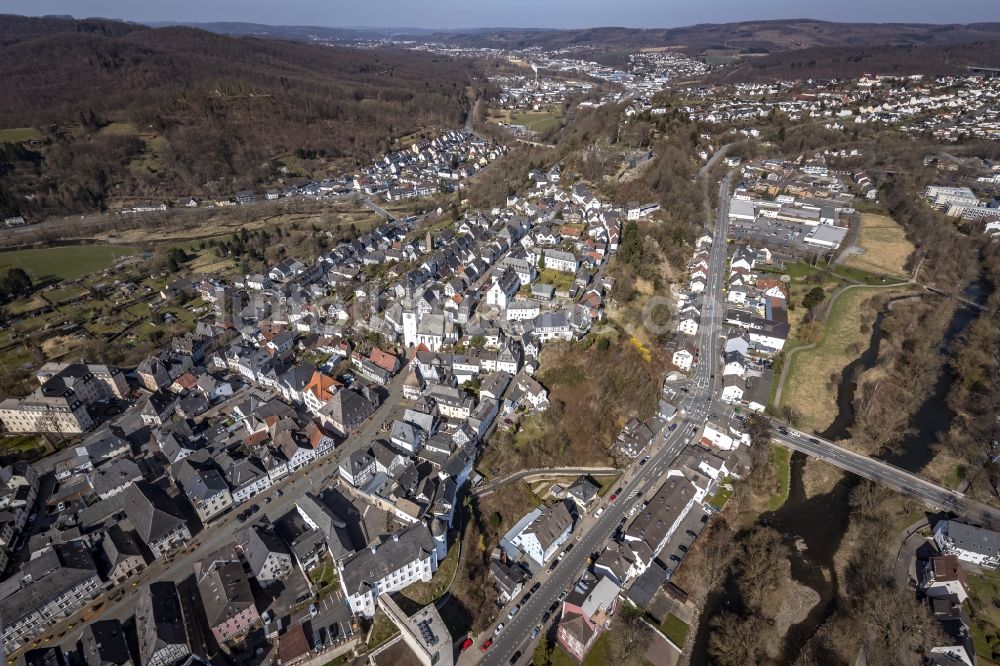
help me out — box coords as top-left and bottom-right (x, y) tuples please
(778, 284), (911, 431)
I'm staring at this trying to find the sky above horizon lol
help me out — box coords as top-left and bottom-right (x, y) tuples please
(5, 0), (1000, 30)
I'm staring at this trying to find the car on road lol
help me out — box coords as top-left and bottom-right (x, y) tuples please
(531, 582), (541, 593)
(778, 426), (789, 434)
(460, 638), (474, 652)
(808, 437), (820, 444)
(494, 623), (505, 635)
(480, 639), (492, 652)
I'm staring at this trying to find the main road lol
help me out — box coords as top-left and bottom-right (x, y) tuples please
(474, 173), (735, 666)
(771, 426), (1000, 527)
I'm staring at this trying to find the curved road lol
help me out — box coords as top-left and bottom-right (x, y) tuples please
(472, 467), (619, 497)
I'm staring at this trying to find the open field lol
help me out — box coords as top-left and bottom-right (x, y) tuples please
(843, 213), (914, 278)
(488, 107), (564, 133)
(0, 127), (42, 142)
(779, 286), (907, 432)
(0, 245), (136, 283)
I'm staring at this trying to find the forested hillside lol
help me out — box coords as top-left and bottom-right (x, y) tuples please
(713, 40), (1000, 81)
(0, 15), (477, 218)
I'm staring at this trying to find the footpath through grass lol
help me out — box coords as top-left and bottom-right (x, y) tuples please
(779, 285), (907, 432)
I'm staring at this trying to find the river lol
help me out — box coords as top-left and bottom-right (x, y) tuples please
(691, 284), (989, 662)
(820, 288), (983, 474)
(689, 452), (853, 664)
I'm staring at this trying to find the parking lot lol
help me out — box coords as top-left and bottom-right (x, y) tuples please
(728, 217), (817, 254)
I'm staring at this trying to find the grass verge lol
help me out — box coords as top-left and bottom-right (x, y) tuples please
(660, 613), (690, 647)
(766, 445), (791, 511)
(366, 610), (400, 650)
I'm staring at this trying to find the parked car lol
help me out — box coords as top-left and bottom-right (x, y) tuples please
(542, 611), (551, 623)
(510, 650), (522, 664)
(531, 582), (541, 593)
(460, 638), (474, 652)
(531, 625), (541, 639)
(508, 605), (520, 619)
(480, 640), (492, 652)
(686, 530), (698, 538)
(494, 623), (505, 635)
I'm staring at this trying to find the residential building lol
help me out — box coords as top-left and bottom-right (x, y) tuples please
(236, 522), (293, 586)
(196, 559), (260, 645)
(338, 523), (439, 617)
(0, 542), (102, 653)
(934, 520), (1000, 569)
(76, 619), (134, 666)
(511, 501), (574, 567)
(135, 582), (191, 666)
(556, 575), (620, 661)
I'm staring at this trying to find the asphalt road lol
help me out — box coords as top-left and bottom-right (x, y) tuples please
(677, 172), (733, 420)
(10, 369), (411, 660)
(772, 426), (1000, 528)
(472, 174), (736, 666)
(472, 420), (696, 666)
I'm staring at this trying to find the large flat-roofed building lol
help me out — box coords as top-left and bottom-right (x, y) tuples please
(802, 224), (849, 249)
